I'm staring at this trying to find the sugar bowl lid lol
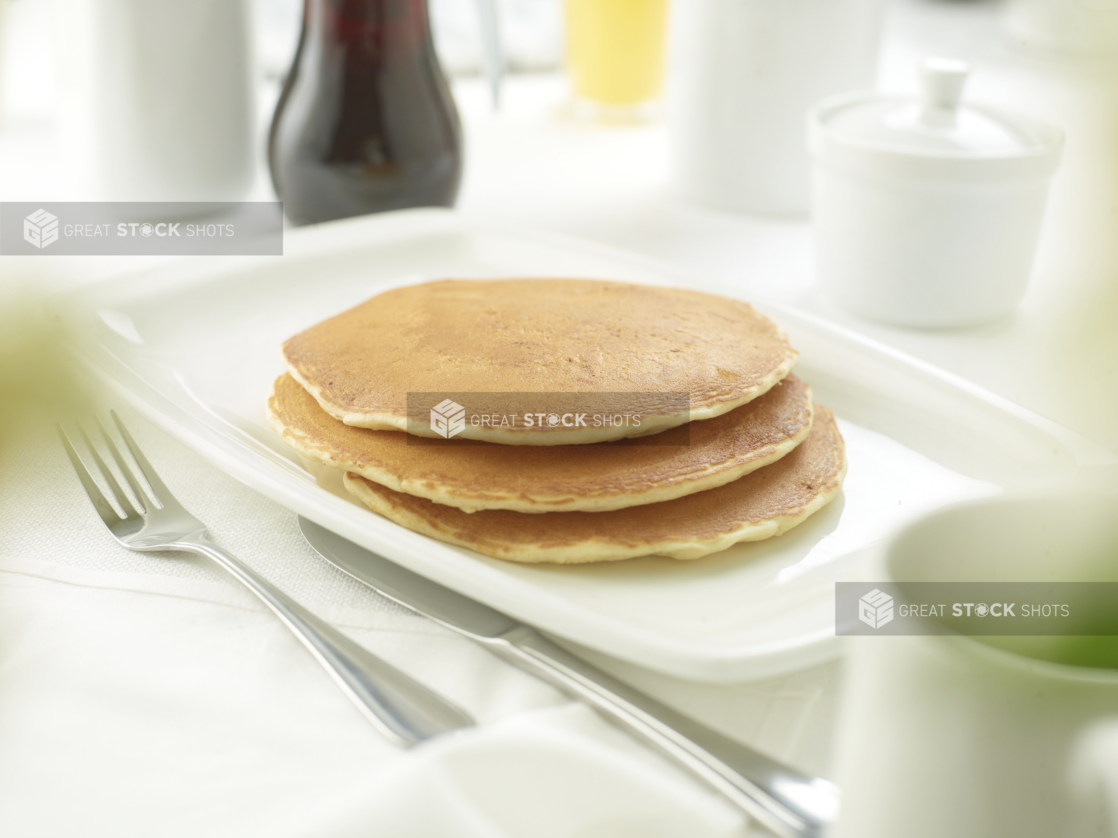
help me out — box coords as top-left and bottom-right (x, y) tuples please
(808, 57), (1063, 182)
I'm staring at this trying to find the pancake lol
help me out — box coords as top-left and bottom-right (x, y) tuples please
(282, 278), (797, 444)
(268, 371), (815, 513)
(342, 405), (846, 564)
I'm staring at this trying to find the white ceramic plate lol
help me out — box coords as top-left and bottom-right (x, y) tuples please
(57, 209), (1110, 682)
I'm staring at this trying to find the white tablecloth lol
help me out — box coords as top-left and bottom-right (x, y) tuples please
(1, 0), (1116, 834)
(0, 398), (839, 837)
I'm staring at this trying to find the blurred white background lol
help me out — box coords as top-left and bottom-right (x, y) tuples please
(1, 0), (1116, 451)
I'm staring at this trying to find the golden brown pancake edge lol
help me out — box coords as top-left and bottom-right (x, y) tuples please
(268, 372), (816, 513)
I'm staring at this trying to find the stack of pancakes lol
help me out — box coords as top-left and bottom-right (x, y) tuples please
(268, 279), (846, 564)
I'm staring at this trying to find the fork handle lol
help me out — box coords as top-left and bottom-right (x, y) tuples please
(179, 535), (473, 746)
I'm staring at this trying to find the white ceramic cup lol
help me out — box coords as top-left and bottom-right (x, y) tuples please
(833, 476), (1118, 838)
(667, 0), (882, 216)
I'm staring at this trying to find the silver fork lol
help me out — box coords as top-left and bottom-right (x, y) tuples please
(59, 411), (474, 747)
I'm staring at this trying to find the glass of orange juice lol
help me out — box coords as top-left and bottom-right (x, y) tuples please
(565, 0), (668, 120)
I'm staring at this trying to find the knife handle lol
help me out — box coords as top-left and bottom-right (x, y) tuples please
(485, 627), (837, 838)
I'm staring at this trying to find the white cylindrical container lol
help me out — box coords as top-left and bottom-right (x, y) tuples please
(55, 0), (257, 208)
(668, 0), (883, 216)
(807, 57), (1063, 328)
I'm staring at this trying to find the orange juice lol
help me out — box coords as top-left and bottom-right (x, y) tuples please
(565, 0), (668, 110)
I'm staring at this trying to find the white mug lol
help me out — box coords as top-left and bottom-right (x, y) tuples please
(833, 475), (1118, 838)
(666, 0), (882, 215)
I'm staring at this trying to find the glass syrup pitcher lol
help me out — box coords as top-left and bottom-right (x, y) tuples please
(269, 0), (464, 226)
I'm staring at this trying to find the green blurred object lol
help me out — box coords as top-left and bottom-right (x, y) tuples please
(976, 634), (1118, 670)
(0, 276), (88, 454)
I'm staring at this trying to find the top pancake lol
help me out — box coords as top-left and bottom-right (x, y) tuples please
(282, 278), (798, 444)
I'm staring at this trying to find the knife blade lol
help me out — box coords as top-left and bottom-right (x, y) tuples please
(299, 517), (839, 838)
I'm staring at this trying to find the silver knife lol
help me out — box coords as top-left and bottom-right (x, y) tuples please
(299, 517), (839, 838)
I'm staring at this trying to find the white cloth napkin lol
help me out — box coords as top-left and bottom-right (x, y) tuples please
(0, 400), (839, 837)
(269, 707), (748, 838)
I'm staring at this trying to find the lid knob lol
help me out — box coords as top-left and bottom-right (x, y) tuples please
(919, 56), (971, 113)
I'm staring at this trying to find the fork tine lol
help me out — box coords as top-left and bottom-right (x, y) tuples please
(110, 410), (177, 509)
(58, 424), (123, 526)
(78, 423), (141, 518)
(95, 416), (151, 513)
